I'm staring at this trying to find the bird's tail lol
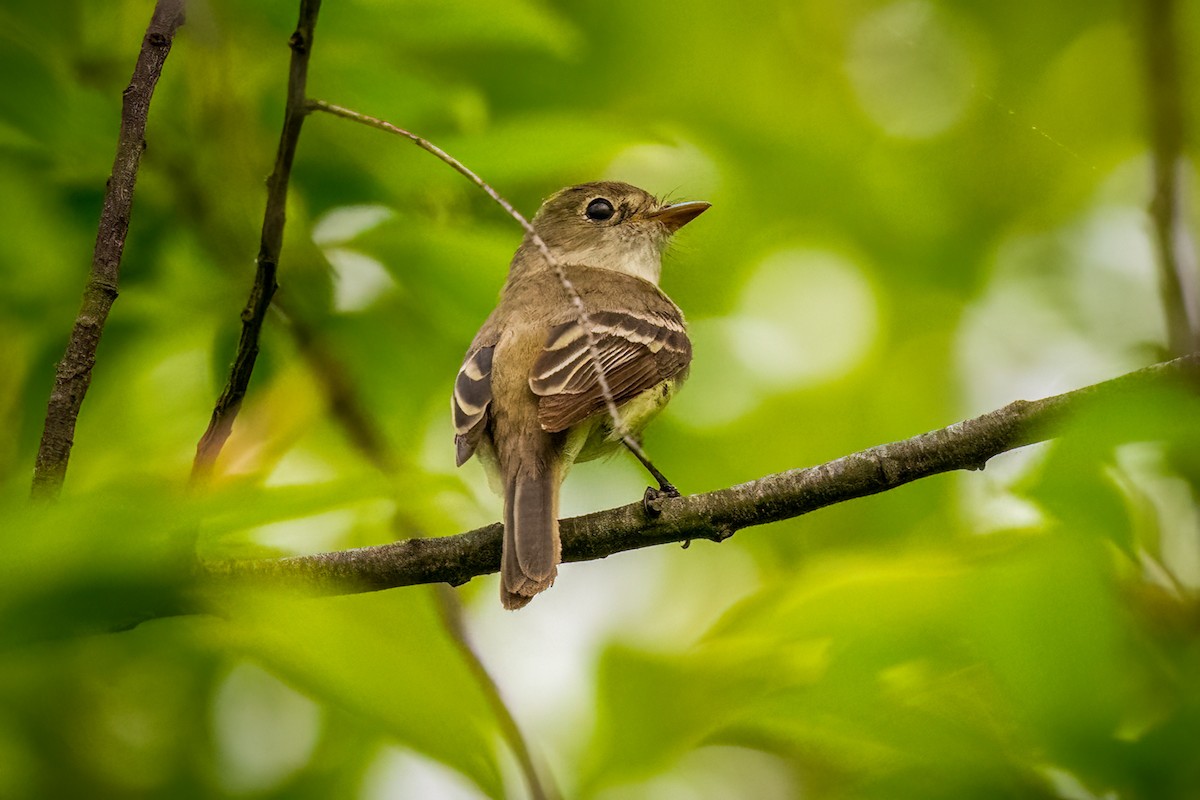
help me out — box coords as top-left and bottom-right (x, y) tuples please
(501, 460), (561, 610)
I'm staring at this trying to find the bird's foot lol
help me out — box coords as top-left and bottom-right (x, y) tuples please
(643, 482), (680, 517)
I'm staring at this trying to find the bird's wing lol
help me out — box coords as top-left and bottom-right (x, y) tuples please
(529, 309), (691, 433)
(452, 344), (495, 466)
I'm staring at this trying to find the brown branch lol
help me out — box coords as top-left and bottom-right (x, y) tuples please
(191, 0), (322, 482)
(30, 0), (187, 500)
(202, 353), (1200, 595)
(1141, 0), (1199, 356)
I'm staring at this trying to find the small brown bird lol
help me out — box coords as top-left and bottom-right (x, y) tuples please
(452, 181), (709, 609)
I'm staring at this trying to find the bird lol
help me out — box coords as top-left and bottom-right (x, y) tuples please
(452, 181), (709, 609)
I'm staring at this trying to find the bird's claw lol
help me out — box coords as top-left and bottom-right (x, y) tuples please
(642, 483), (680, 517)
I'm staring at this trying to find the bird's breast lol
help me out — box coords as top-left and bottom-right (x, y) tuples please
(562, 376), (684, 468)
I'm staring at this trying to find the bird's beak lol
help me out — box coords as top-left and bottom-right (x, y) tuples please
(647, 201), (711, 233)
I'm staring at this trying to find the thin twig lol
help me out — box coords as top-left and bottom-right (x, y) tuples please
(201, 353), (1200, 595)
(306, 100), (646, 460)
(158, 143), (401, 478)
(191, 0), (322, 482)
(30, 0), (187, 500)
(1141, 0), (1199, 356)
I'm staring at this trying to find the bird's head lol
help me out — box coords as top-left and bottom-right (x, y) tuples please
(524, 181), (710, 285)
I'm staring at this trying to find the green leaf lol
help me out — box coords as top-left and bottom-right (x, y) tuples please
(0, 485), (196, 647)
(205, 587), (506, 797)
(585, 532), (1139, 798)
(342, 0), (580, 57)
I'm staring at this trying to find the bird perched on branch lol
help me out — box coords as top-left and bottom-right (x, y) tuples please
(452, 181), (709, 609)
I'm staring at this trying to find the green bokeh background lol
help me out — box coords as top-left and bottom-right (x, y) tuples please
(1, 0), (1198, 797)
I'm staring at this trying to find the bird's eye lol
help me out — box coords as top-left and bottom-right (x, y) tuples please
(585, 198), (615, 221)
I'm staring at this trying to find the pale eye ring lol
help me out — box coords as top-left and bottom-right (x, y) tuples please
(585, 198), (615, 221)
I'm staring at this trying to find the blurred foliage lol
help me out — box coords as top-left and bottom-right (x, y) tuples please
(1, 0), (1198, 797)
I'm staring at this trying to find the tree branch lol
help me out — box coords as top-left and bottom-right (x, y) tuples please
(191, 0), (322, 482)
(1140, 0), (1199, 356)
(202, 353), (1200, 595)
(31, 0), (187, 500)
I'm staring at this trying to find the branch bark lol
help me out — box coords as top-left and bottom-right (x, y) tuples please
(31, 0), (187, 500)
(202, 353), (1200, 595)
(191, 0), (322, 482)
